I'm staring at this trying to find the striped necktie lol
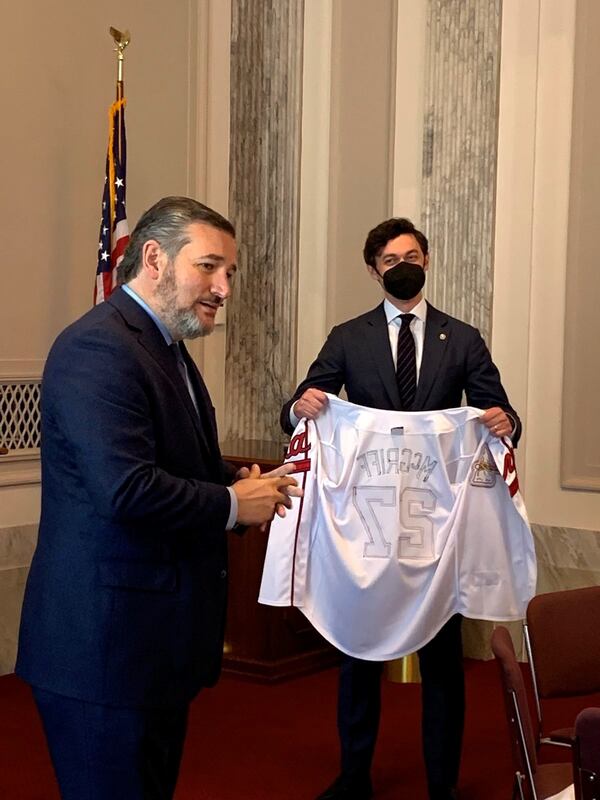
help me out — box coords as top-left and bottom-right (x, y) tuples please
(396, 313), (416, 410)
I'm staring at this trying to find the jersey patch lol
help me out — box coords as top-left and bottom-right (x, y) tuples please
(470, 444), (498, 488)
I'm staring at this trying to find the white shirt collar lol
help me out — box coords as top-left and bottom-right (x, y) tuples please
(383, 296), (428, 325)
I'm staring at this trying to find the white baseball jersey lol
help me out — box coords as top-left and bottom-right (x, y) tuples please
(259, 395), (536, 661)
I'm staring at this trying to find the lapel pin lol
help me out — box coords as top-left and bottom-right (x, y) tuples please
(439, 333), (447, 340)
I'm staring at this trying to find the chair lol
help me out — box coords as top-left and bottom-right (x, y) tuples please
(574, 708), (600, 800)
(491, 626), (574, 800)
(524, 587), (600, 748)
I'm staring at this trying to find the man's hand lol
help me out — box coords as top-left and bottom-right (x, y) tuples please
(261, 463), (303, 524)
(233, 463), (300, 526)
(293, 388), (329, 420)
(480, 407), (513, 438)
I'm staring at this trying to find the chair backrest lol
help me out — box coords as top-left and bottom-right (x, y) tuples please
(492, 625), (539, 800)
(575, 707), (600, 800)
(527, 587), (600, 698)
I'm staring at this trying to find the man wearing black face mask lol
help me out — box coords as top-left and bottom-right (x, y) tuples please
(280, 217), (520, 800)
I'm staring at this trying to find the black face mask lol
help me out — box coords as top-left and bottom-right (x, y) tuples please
(380, 261), (426, 301)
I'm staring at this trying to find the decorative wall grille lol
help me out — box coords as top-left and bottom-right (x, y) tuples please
(0, 380), (41, 453)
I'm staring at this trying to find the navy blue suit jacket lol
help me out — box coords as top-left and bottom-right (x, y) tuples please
(281, 302), (520, 441)
(17, 288), (234, 709)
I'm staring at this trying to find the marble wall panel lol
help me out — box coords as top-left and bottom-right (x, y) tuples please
(2, 521), (598, 668)
(462, 523), (600, 660)
(462, 618), (524, 662)
(532, 523), (600, 595)
(225, 0), (304, 442)
(0, 523), (38, 571)
(421, 0), (501, 342)
(418, 0), (504, 662)
(0, 524), (37, 675)
(0, 567), (30, 675)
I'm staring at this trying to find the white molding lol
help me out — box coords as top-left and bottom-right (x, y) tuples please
(0, 460), (41, 487)
(0, 360), (44, 381)
(560, 0), (600, 494)
(205, 0), (232, 218)
(182, 0), (205, 372)
(561, 476), (600, 493)
(392, 1), (427, 220)
(497, 0), (600, 527)
(190, 0), (232, 427)
(186, 0), (202, 200)
(296, 0), (333, 381)
(191, 0), (209, 202)
(493, 0), (542, 490)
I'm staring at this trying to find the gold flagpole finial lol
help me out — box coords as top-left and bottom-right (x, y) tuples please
(109, 27), (131, 86)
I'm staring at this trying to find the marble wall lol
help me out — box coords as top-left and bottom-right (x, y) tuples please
(224, 0), (304, 443)
(418, 0), (505, 661)
(3, 522), (596, 672)
(532, 524), (600, 595)
(0, 524), (37, 674)
(462, 523), (600, 660)
(421, 0), (501, 343)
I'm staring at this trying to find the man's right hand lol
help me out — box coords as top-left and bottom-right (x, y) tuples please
(293, 388), (329, 420)
(233, 464), (299, 526)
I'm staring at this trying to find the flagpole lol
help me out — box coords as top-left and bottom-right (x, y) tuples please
(109, 27), (130, 155)
(94, 28), (131, 304)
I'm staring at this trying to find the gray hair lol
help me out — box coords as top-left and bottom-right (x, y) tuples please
(117, 196), (235, 284)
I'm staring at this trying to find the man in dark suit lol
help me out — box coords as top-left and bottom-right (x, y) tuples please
(17, 196), (298, 800)
(281, 217), (520, 800)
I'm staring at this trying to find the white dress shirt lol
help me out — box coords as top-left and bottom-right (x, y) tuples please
(290, 297), (428, 428)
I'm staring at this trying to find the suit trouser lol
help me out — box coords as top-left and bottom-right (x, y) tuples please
(32, 687), (189, 800)
(337, 615), (465, 795)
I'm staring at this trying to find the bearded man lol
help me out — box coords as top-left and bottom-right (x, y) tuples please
(17, 196), (298, 800)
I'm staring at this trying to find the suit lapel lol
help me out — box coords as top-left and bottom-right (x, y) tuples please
(364, 304), (401, 409)
(179, 342), (221, 460)
(413, 302), (450, 409)
(107, 289), (216, 461)
(168, 344), (216, 460)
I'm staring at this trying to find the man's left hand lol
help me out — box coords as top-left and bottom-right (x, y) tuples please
(235, 463), (303, 529)
(480, 407), (513, 438)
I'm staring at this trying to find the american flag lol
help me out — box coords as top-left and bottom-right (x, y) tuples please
(95, 98), (130, 304)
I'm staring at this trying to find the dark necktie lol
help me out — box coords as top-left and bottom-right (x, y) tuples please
(171, 342), (199, 415)
(171, 342), (221, 465)
(396, 313), (416, 410)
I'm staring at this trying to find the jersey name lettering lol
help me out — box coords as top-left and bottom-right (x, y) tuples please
(356, 447), (438, 482)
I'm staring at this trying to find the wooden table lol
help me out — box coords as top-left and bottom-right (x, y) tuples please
(220, 439), (338, 682)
